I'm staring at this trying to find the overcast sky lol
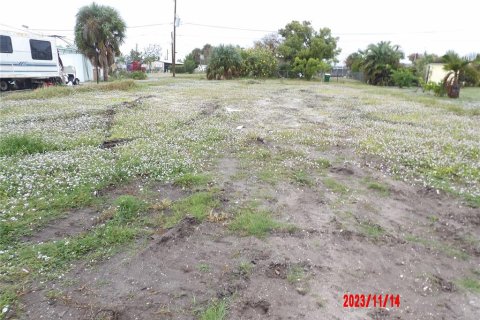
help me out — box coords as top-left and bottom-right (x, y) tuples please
(1, 0), (478, 64)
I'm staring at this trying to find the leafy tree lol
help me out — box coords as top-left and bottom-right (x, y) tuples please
(142, 44), (161, 71)
(292, 57), (330, 80)
(278, 21), (339, 63)
(361, 41), (404, 85)
(240, 48), (278, 78)
(345, 52), (364, 72)
(74, 2), (126, 81)
(206, 45), (242, 80)
(408, 53), (420, 63)
(442, 51), (470, 98)
(129, 49), (142, 61)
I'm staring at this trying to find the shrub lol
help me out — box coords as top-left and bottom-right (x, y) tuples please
(292, 57), (330, 80)
(174, 65), (186, 74)
(392, 68), (416, 88)
(130, 71), (147, 80)
(461, 65), (480, 87)
(184, 52), (198, 74)
(240, 48), (278, 78)
(278, 62), (295, 78)
(423, 81), (447, 97)
(184, 58), (197, 74)
(110, 70), (146, 80)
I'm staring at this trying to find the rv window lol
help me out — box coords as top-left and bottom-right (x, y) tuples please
(30, 39), (52, 60)
(0, 35), (13, 53)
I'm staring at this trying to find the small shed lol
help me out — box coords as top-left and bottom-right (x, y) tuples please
(58, 47), (94, 82)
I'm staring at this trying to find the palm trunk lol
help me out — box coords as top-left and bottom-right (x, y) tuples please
(102, 54), (109, 81)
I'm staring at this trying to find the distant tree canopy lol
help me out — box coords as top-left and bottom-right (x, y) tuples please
(129, 49), (142, 61)
(254, 33), (282, 56)
(201, 44), (213, 65)
(278, 21), (340, 63)
(183, 44), (214, 74)
(204, 20), (340, 80)
(345, 52), (364, 72)
(142, 44), (161, 70)
(74, 2), (126, 81)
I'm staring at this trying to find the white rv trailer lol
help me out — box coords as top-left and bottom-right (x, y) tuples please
(0, 30), (63, 91)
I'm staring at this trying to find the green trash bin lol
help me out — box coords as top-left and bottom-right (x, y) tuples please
(324, 73), (331, 82)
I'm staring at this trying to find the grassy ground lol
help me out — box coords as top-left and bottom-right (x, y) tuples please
(0, 76), (479, 319)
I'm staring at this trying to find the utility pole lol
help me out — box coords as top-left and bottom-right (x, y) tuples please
(172, 0), (177, 77)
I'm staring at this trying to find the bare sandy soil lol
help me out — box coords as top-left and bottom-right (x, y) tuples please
(6, 78), (479, 319)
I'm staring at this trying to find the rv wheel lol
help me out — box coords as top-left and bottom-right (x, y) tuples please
(73, 78), (80, 85)
(0, 80), (8, 91)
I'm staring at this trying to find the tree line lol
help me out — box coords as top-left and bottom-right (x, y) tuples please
(73, 2), (479, 98)
(181, 20), (339, 80)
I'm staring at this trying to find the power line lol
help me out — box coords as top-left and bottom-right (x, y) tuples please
(127, 23), (171, 29)
(334, 29), (464, 36)
(4, 21), (465, 37)
(9, 23), (172, 33)
(182, 22), (276, 33)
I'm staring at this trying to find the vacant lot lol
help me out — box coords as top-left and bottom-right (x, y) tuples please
(1, 77), (479, 320)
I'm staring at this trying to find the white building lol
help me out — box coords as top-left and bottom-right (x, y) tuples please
(425, 63), (451, 84)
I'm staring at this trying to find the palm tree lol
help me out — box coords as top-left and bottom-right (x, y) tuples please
(362, 41), (404, 86)
(74, 3), (126, 81)
(442, 51), (470, 98)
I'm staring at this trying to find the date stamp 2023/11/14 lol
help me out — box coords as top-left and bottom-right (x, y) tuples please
(343, 294), (401, 308)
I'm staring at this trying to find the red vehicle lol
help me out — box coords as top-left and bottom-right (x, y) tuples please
(127, 60), (146, 72)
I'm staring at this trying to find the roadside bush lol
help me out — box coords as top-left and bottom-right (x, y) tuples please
(392, 68), (416, 88)
(184, 58), (197, 74)
(207, 45), (242, 80)
(423, 81), (447, 97)
(461, 65), (480, 87)
(130, 71), (147, 80)
(278, 62), (294, 78)
(240, 48), (278, 78)
(110, 70), (147, 80)
(174, 65), (186, 74)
